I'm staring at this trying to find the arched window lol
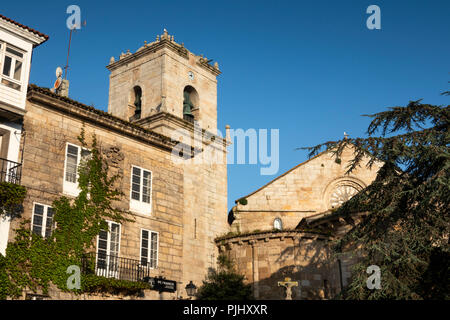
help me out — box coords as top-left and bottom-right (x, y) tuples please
(273, 218), (282, 230)
(183, 85), (199, 123)
(129, 86), (142, 121)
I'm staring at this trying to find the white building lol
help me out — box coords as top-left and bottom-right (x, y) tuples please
(0, 14), (48, 255)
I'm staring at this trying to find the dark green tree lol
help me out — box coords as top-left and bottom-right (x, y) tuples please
(304, 90), (449, 299)
(196, 254), (252, 300)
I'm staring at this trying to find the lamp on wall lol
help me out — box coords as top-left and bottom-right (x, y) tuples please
(185, 281), (197, 297)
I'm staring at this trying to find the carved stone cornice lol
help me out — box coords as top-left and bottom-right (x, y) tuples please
(106, 30), (221, 76)
(215, 230), (332, 246)
(135, 112), (227, 149)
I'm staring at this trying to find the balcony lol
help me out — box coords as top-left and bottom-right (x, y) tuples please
(81, 253), (152, 283)
(0, 158), (22, 184)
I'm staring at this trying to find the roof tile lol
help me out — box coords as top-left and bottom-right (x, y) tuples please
(0, 14), (49, 41)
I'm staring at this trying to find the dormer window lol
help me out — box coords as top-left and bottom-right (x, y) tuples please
(0, 42), (25, 91)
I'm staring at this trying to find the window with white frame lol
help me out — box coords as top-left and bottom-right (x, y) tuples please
(63, 143), (91, 196)
(0, 42), (25, 91)
(31, 203), (55, 238)
(129, 166), (152, 214)
(96, 221), (121, 278)
(273, 218), (283, 230)
(140, 229), (158, 268)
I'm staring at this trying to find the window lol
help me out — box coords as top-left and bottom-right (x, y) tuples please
(31, 203), (54, 238)
(63, 143), (91, 196)
(129, 166), (152, 214)
(183, 85), (199, 123)
(129, 86), (142, 121)
(96, 221), (121, 278)
(273, 218), (282, 230)
(65, 144), (78, 183)
(140, 229), (158, 268)
(0, 42), (25, 91)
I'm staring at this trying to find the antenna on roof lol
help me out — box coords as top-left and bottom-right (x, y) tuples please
(63, 20), (86, 80)
(51, 66), (69, 97)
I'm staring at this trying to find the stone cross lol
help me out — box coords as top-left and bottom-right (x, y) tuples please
(278, 277), (298, 300)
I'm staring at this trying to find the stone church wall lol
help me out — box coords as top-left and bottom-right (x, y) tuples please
(218, 231), (342, 300)
(231, 147), (381, 233)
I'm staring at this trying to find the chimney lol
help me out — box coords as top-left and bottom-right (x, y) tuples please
(50, 66), (69, 97)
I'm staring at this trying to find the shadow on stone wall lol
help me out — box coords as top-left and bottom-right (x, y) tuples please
(250, 239), (341, 300)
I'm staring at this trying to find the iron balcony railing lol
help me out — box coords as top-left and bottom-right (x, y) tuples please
(81, 252), (152, 283)
(0, 158), (22, 184)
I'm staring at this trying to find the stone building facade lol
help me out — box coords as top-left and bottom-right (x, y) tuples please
(0, 14), (48, 256)
(221, 147), (382, 299)
(7, 30), (229, 299)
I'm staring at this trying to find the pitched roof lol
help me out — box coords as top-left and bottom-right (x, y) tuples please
(235, 150), (329, 203)
(0, 14), (49, 42)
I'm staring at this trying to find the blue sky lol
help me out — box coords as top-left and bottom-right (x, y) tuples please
(2, 1), (449, 211)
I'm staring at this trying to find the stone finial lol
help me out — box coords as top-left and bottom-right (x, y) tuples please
(109, 56), (115, 64)
(214, 61), (219, 69)
(126, 49), (130, 55)
(225, 125), (231, 143)
(344, 132), (349, 140)
(162, 28), (169, 40)
(120, 52), (125, 59)
(156, 35), (160, 41)
(144, 40), (147, 46)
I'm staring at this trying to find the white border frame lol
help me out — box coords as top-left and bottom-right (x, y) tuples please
(62, 142), (81, 196)
(140, 228), (159, 269)
(95, 220), (122, 278)
(1, 43), (24, 83)
(0, 41), (26, 90)
(62, 142), (92, 197)
(31, 202), (53, 238)
(129, 165), (153, 215)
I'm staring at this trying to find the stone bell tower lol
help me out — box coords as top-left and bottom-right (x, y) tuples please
(106, 29), (221, 135)
(107, 30), (229, 291)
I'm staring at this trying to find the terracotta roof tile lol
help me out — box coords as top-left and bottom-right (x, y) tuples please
(0, 14), (49, 42)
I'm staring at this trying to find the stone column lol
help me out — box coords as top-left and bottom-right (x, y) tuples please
(250, 240), (259, 299)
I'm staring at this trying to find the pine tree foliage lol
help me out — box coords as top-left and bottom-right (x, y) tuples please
(303, 92), (449, 299)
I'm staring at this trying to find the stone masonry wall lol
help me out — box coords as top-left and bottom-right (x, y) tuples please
(15, 99), (184, 282)
(108, 45), (218, 134)
(218, 231), (341, 300)
(232, 147), (381, 233)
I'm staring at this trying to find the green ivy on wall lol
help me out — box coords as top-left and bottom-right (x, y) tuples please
(0, 182), (26, 212)
(0, 128), (149, 300)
